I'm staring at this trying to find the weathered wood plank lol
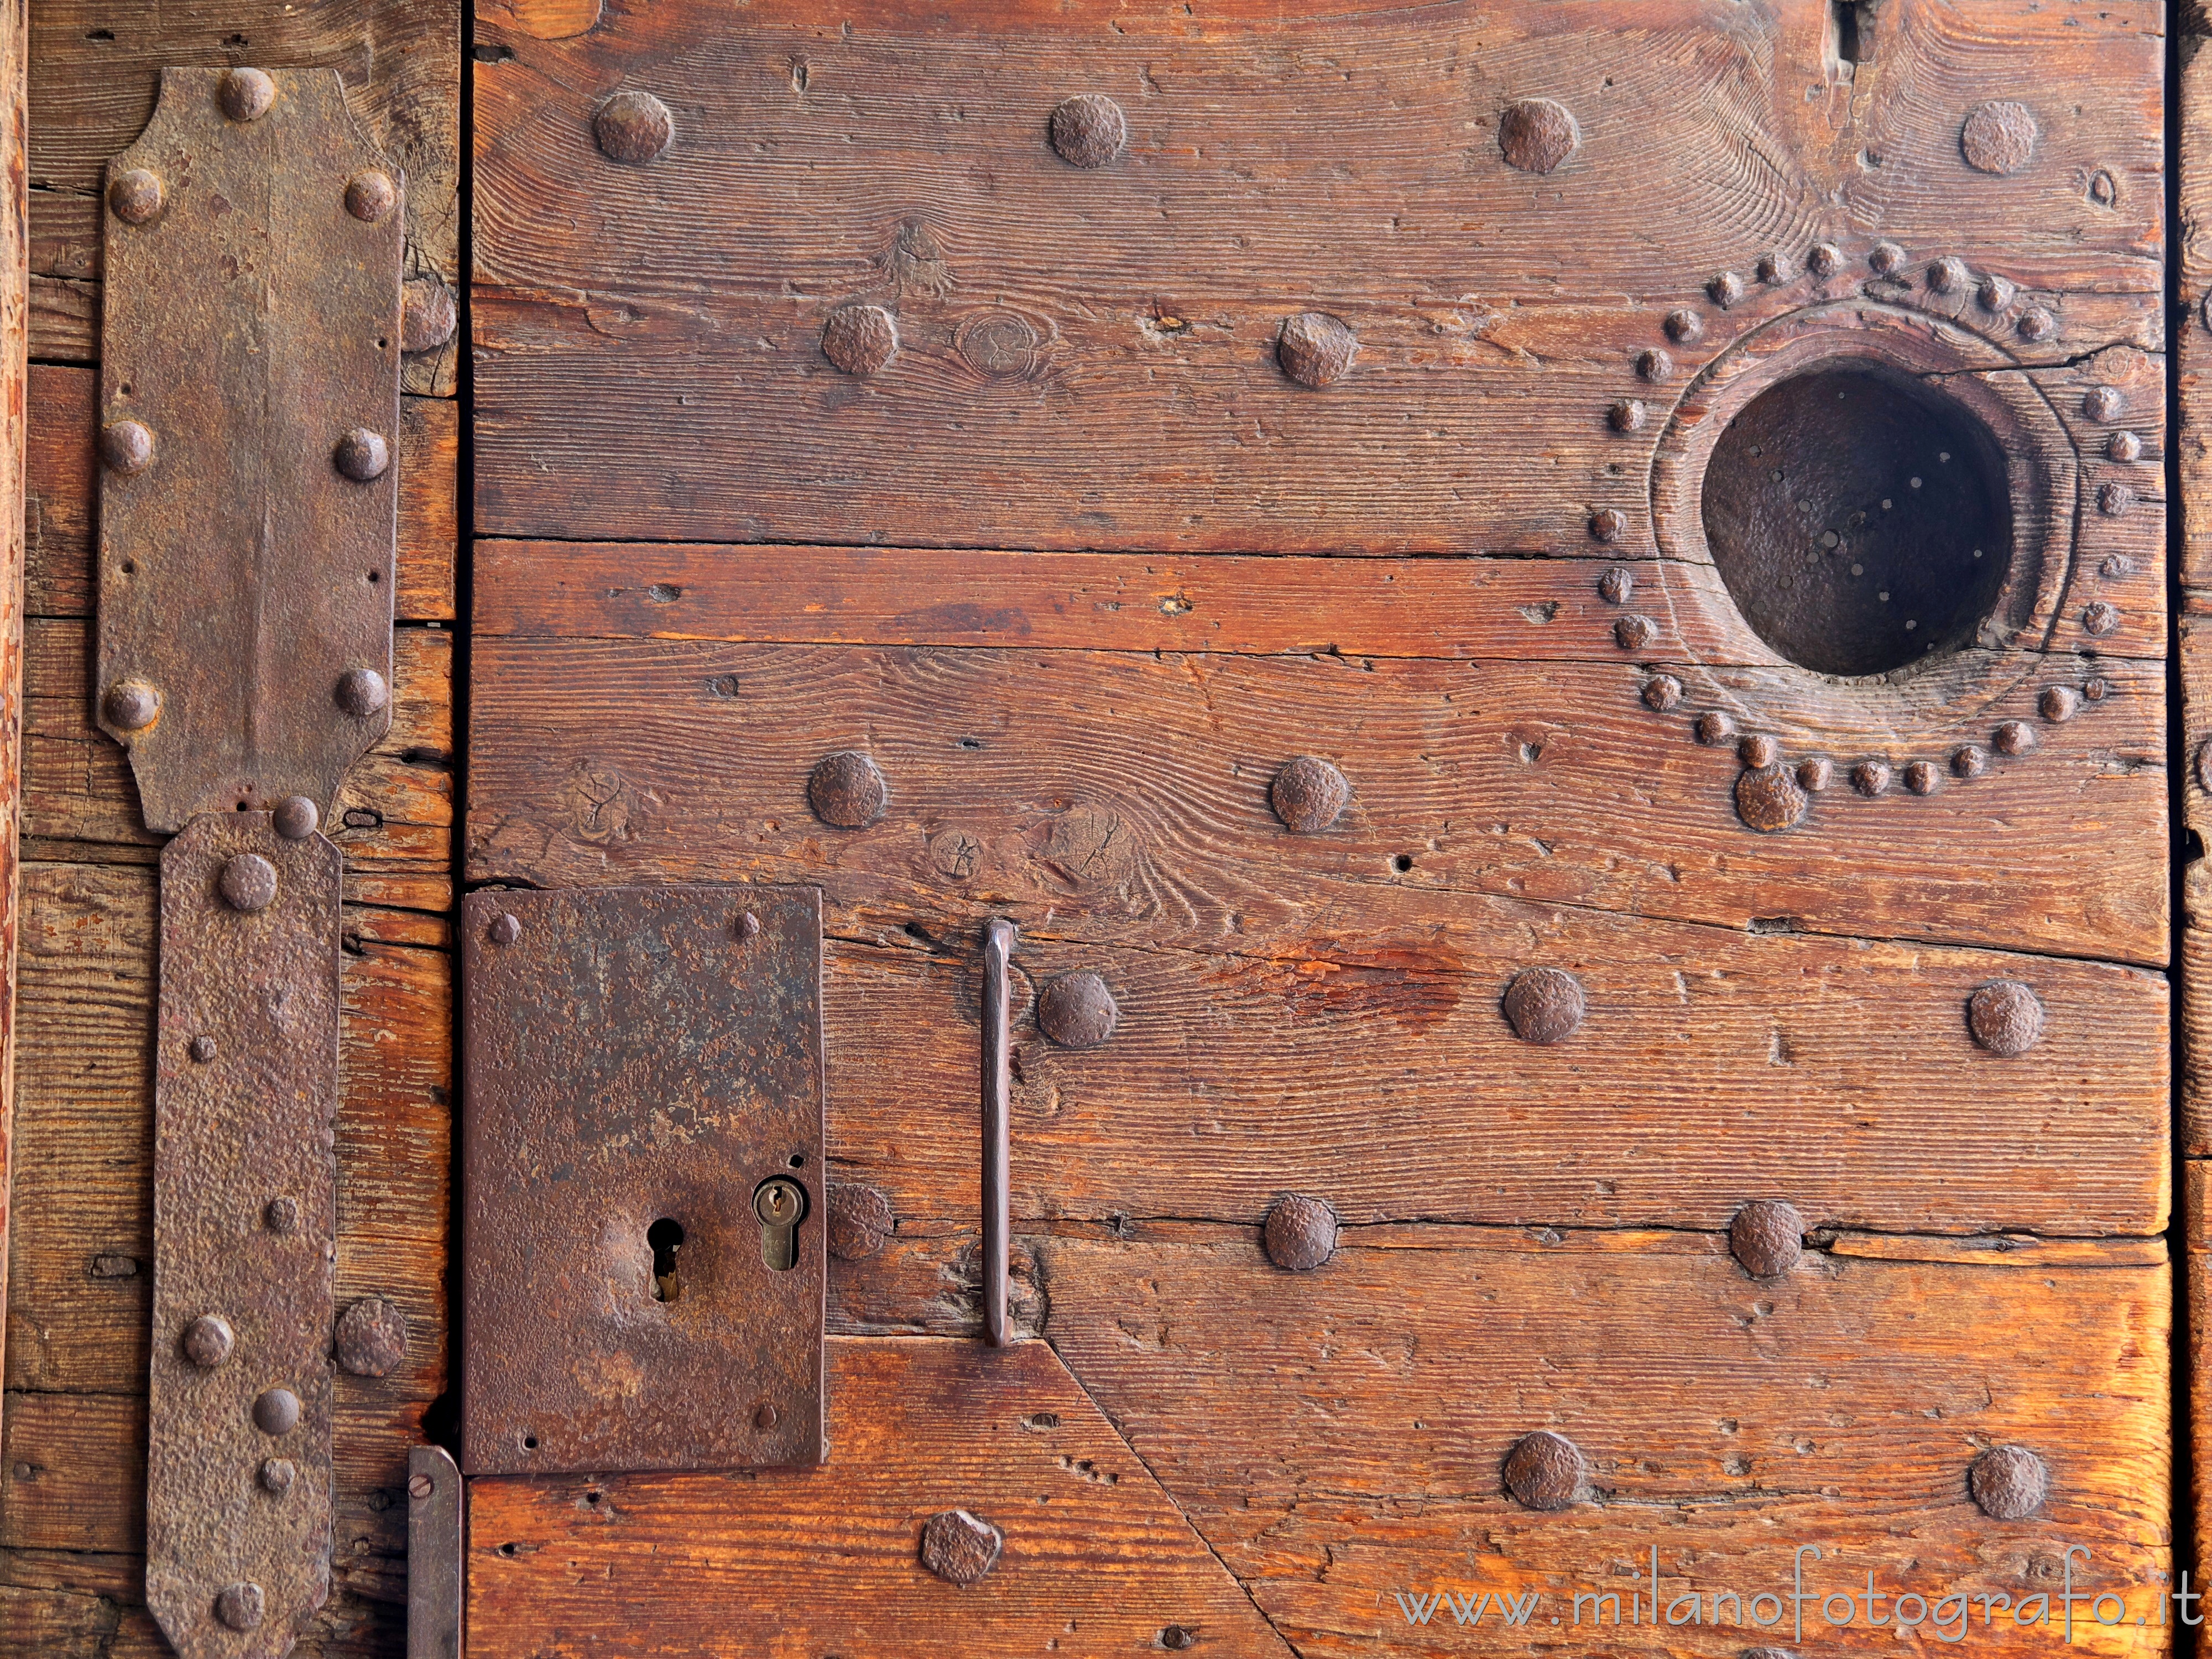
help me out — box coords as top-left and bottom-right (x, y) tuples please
(468, 1337), (1296, 1658)
(474, 0), (2158, 549)
(1037, 1229), (2171, 1658)
(0, 0), (29, 1457)
(466, 632), (2167, 966)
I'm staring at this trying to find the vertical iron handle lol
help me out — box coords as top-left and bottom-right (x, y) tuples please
(981, 917), (1017, 1347)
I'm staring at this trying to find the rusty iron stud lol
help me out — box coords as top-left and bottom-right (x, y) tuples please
(807, 750), (889, 827)
(2096, 484), (2133, 520)
(1729, 1201), (1803, 1278)
(334, 667), (390, 718)
(1902, 760), (1938, 795)
(2082, 601), (2122, 637)
(333, 1297), (408, 1378)
(219, 67), (276, 122)
(735, 910), (761, 941)
(181, 1314), (235, 1369)
(408, 1446), (463, 1659)
(1795, 757), (1832, 792)
(102, 679), (161, 733)
(189, 1034), (217, 1062)
(214, 1583), (266, 1631)
(1735, 765), (1807, 833)
(400, 278), (458, 354)
(1968, 1445), (2049, 1519)
(1968, 980), (2044, 1057)
(1497, 97), (1578, 174)
(1951, 744), (1987, 780)
(1641, 675), (1682, 712)
(1868, 241), (1905, 276)
(920, 1509), (1004, 1585)
(1851, 760), (1891, 796)
(1502, 1431), (1584, 1511)
(99, 418), (155, 476)
(2085, 384), (2126, 422)
(1992, 720), (2034, 757)
(1588, 507), (1627, 543)
(1634, 348), (1670, 383)
(2108, 430), (2143, 462)
(1807, 241), (1841, 278)
(754, 1404), (780, 1430)
(1277, 312), (1357, 388)
(259, 1458), (295, 1496)
(1961, 101), (2038, 175)
(273, 796), (320, 839)
(821, 305), (899, 377)
(1607, 399), (1646, 433)
(218, 853), (280, 913)
(407, 1472), (432, 1501)
(487, 911), (521, 946)
(253, 1388), (302, 1436)
(1977, 273), (2016, 313)
(2039, 685), (2080, 723)
(1048, 94), (1128, 168)
(264, 1196), (300, 1234)
(1663, 307), (1701, 343)
(1756, 251), (1792, 284)
(1610, 611), (1663, 650)
(1598, 566), (1634, 605)
(827, 1182), (895, 1261)
(1694, 711), (1734, 745)
(1262, 1194), (1338, 1271)
(1927, 255), (1970, 295)
(1502, 966), (1584, 1045)
(1161, 1628), (1198, 1651)
(343, 171), (397, 223)
(1738, 735), (1778, 770)
(1707, 270), (1744, 308)
(2016, 306), (2057, 342)
(333, 427), (391, 482)
(109, 167), (166, 225)
(1270, 754), (1350, 833)
(594, 88), (674, 163)
(1037, 971), (1118, 1050)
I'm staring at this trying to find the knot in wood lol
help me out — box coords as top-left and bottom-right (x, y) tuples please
(1961, 101), (2038, 175)
(218, 854), (280, 914)
(920, 1509), (1003, 1584)
(1276, 312), (1357, 388)
(335, 1296), (409, 1377)
(1968, 1444), (2049, 1519)
(1262, 1194), (1337, 1272)
(807, 750), (888, 827)
(1049, 94), (1128, 169)
(821, 305), (899, 377)
(1967, 981), (2044, 1058)
(1037, 971), (1118, 1050)
(1734, 765), (1807, 833)
(1728, 1200), (1803, 1279)
(1502, 966), (1584, 1045)
(594, 89), (675, 163)
(1502, 1431), (1584, 1511)
(108, 168), (165, 225)
(827, 1182), (895, 1261)
(1270, 755), (1350, 832)
(1496, 97), (1578, 175)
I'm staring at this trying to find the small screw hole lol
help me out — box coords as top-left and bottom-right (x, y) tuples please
(521, 1436), (538, 1452)
(367, 570), (380, 583)
(120, 560), (135, 575)
(1392, 854), (1415, 873)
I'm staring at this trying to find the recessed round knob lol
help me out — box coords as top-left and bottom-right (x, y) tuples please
(333, 427), (390, 482)
(220, 67), (276, 123)
(218, 854), (279, 914)
(181, 1313), (234, 1369)
(335, 667), (389, 718)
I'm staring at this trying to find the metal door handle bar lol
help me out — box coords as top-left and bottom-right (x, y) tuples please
(981, 917), (1017, 1347)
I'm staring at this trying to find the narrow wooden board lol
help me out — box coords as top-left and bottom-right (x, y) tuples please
(467, 629), (2167, 966)
(474, 0), (2159, 550)
(467, 1337), (1296, 1658)
(1037, 1229), (2171, 1659)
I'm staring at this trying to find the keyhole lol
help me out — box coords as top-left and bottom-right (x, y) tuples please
(648, 1217), (685, 1302)
(753, 1178), (806, 1272)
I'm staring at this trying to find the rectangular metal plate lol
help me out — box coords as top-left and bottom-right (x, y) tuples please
(407, 1446), (463, 1659)
(148, 813), (341, 1659)
(461, 885), (827, 1474)
(98, 67), (401, 832)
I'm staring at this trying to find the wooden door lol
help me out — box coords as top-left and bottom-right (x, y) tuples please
(461, 1), (2171, 1654)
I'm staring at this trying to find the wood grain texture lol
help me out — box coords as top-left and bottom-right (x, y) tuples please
(473, 0), (2159, 550)
(467, 627), (2167, 967)
(1032, 1228), (2171, 1658)
(0, 0), (27, 1464)
(467, 1337), (1296, 1659)
(25, 0), (460, 393)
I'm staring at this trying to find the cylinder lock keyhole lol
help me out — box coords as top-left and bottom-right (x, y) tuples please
(754, 1177), (806, 1271)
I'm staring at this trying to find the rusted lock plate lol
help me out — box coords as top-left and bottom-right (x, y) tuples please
(147, 813), (341, 1659)
(462, 886), (827, 1474)
(97, 67), (402, 833)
